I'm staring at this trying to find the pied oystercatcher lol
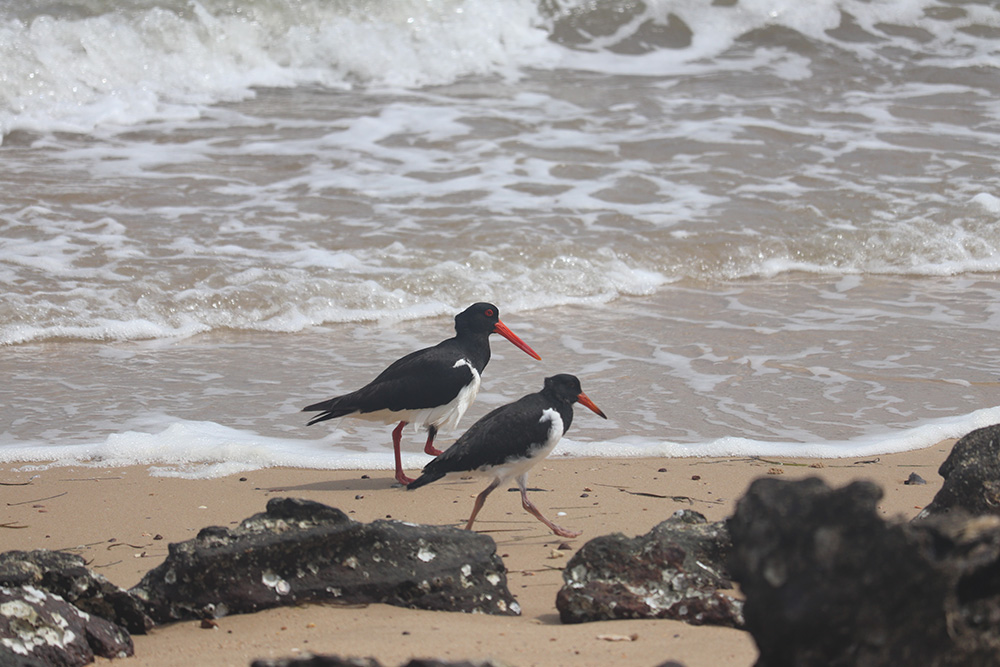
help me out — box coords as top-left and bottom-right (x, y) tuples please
(406, 373), (607, 538)
(303, 303), (541, 485)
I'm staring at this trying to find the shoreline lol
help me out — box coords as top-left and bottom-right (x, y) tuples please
(1, 445), (951, 667)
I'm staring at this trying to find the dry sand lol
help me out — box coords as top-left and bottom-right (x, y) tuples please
(0, 443), (952, 667)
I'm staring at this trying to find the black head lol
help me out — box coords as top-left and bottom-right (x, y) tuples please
(455, 302), (541, 360)
(454, 302), (501, 336)
(542, 374), (607, 418)
(543, 374), (583, 401)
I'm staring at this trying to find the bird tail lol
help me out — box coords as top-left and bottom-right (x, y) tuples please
(406, 470), (445, 491)
(302, 397), (356, 425)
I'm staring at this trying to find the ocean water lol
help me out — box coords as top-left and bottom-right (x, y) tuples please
(2, 0), (1000, 478)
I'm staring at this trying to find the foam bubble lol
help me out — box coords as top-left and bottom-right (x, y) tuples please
(972, 193), (1000, 215)
(561, 405), (1000, 460)
(3, 403), (997, 479)
(5, 0), (993, 140)
(0, 0), (556, 138)
(0, 417), (399, 478)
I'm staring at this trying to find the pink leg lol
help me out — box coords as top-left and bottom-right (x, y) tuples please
(465, 479), (500, 531)
(392, 421), (414, 485)
(519, 476), (581, 538)
(423, 425), (442, 456)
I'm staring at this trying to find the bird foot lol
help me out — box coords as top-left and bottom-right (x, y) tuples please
(424, 445), (444, 456)
(551, 525), (582, 539)
(395, 471), (415, 486)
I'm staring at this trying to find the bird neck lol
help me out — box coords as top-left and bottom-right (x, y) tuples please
(453, 332), (491, 373)
(540, 392), (575, 434)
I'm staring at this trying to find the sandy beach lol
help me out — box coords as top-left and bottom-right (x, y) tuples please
(0, 444), (952, 667)
(3, 2), (996, 665)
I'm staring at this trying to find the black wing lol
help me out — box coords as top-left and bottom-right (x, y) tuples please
(422, 393), (556, 475)
(303, 338), (475, 421)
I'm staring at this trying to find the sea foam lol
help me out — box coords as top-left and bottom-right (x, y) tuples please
(2, 405), (997, 479)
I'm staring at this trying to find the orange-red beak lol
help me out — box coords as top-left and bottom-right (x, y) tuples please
(576, 391), (607, 419)
(493, 320), (542, 360)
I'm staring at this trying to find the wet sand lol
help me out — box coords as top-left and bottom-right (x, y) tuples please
(0, 444), (951, 667)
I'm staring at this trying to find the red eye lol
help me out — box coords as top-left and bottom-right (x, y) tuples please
(485, 308), (494, 317)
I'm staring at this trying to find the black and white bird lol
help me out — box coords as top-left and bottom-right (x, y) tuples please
(406, 374), (607, 538)
(302, 303), (541, 485)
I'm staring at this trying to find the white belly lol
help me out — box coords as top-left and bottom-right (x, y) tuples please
(353, 358), (481, 433)
(407, 360), (481, 432)
(483, 407), (564, 484)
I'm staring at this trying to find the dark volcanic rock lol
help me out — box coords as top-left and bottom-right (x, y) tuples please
(0, 646), (48, 667)
(729, 476), (1000, 666)
(131, 497), (519, 624)
(250, 658), (508, 667)
(0, 584), (133, 667)
(0, 549), (152, 634)
(251, 658), (382, 667)
(556, 509), (743, 627)
(918, 423), (1000, 518)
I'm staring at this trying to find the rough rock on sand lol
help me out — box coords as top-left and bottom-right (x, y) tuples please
(131, 497), (520, 623)
(919, 423), (1000, 519)
(0, 583), (133, 666)
(0, 549), (151, 634)
(729, 475), (1000, 666)
(556, 509), (743, 627)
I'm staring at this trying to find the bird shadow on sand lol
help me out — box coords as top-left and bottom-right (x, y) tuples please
(534, 613), (563, 626)
(261, 477), (402, 493)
